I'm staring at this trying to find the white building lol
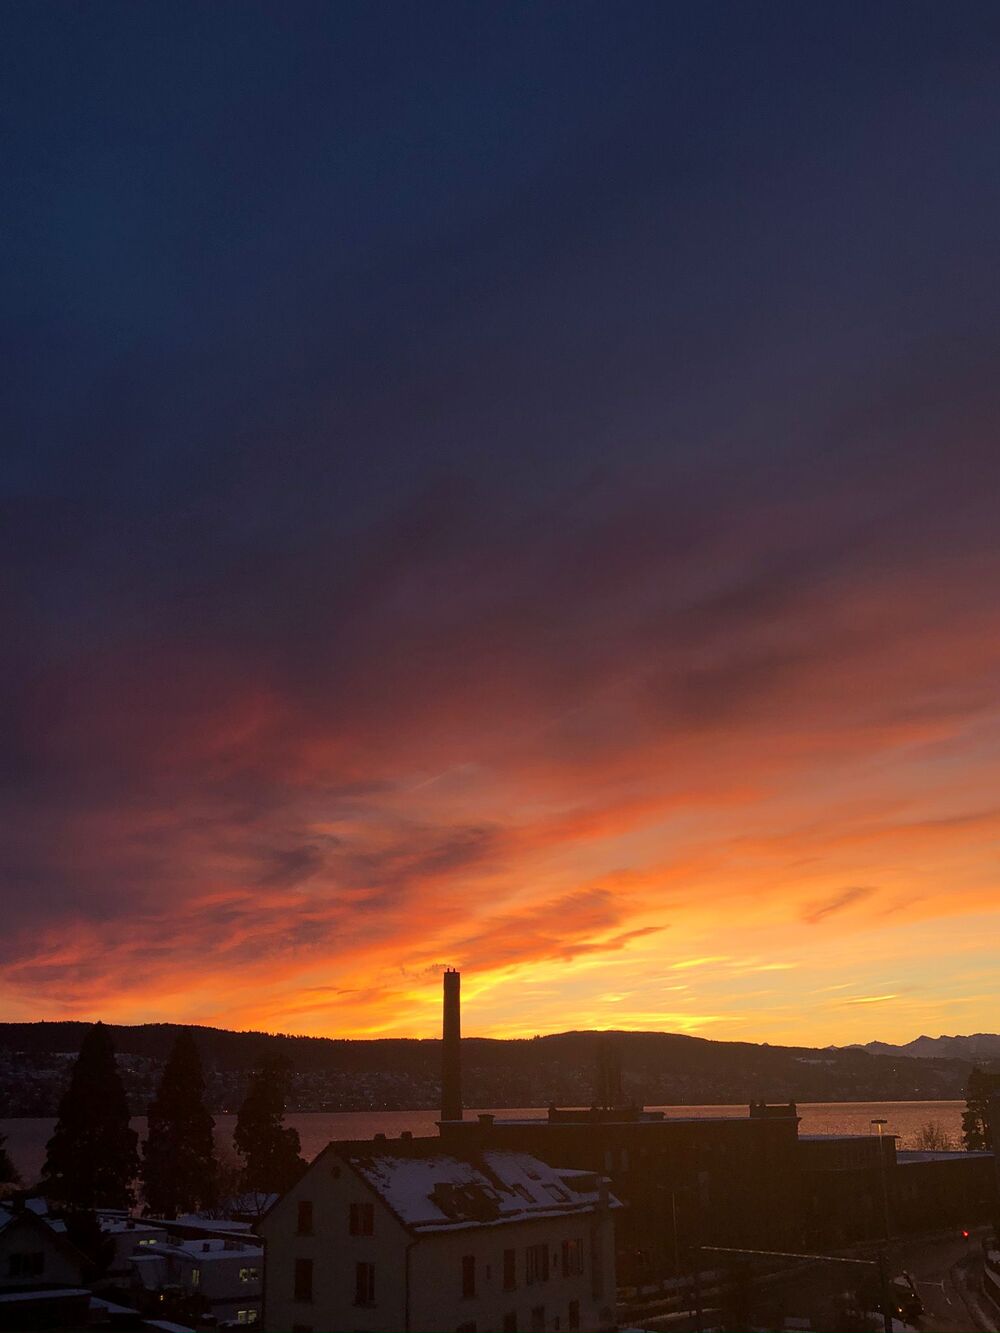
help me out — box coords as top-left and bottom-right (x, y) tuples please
(0, 1205), (91, 1328)
(130, 1232), (263, 1325)
(260, 1136), (619, 1333)
(97, 1213), (169, 1277)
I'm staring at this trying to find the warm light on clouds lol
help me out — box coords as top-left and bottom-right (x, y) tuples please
(4, 3), (1000, 1050)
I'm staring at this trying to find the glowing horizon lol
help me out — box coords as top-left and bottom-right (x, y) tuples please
(4, 5), (1000, 1051)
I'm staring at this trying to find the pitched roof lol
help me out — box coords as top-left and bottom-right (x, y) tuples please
(344, 1147), (619, 1233)
(0, 1209), (89, 1270)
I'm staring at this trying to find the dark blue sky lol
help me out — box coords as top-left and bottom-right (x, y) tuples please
(3, 3), (1000, 1039)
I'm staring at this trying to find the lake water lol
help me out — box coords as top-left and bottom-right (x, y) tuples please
(1, 1100), (964, 1188)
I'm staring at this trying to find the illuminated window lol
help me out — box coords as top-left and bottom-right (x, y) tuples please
(240, 1266), (259, 1282)
(190, 1268), (201, 1287)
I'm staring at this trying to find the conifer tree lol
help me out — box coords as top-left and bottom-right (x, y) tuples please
(961, 1066), (1000, 1150)
(41, 1022), (139, 1208)
(233, 1053), (305, 1194)
(0, 1130), (18, 1188)
(141, 1029), (218, 1217)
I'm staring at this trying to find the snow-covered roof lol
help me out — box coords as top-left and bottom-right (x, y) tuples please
(99, 1217), (167, 1235)
(346, 1147), (619, 1233)
(896, 1150), (993, 1163)
(172, 1213), (259, 1230)
(0, 1207), (68, 1238)
(798, 1133), (896, 1141)
(131, 1236), (262, 1262)
(174, 1236), (261, 1259)
(0, 1287), (90, 1304)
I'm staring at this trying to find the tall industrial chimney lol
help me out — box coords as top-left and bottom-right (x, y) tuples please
(441, 968), (463, 1122)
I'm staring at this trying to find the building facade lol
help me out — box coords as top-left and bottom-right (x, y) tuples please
(439, 1105), (801, 1284)
(130, 1232), (263, 1325)
(260, 1138), (618, 1333)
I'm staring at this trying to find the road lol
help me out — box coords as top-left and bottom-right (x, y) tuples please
(620, 1230), (998, 1332)
(891, 1230), (995, 1333)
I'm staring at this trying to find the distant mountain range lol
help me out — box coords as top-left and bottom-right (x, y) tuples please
(2, 1021), (998, 1116)
(848, 1033), (1000, 1061)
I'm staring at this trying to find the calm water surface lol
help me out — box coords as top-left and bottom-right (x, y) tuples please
(1, 1101), (964, 1187)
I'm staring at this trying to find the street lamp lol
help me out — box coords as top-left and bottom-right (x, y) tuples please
(870, 1118), (891, 1241)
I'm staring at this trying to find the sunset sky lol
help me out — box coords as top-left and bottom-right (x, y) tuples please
(4, 3), (1000, 1047)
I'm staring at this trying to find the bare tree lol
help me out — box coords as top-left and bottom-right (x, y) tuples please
(913, 1120), (954, 1151)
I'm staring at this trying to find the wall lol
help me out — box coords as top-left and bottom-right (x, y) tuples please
(0, 1216), (83, 1290)
(892, 1153), (997, 1232)
(261, 1150), (409, 1333)
(440, 1113), (800, 1282)
(408, 1209), (616, 1333)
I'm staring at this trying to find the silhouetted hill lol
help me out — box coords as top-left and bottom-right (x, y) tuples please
(1, 1020), (994, 1116)
(851, 1033), (1000, 1061)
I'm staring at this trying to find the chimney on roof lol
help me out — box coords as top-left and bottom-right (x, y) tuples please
(441, 968), (463, 1122)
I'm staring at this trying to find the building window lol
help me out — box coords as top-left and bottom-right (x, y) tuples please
(236, 1313), (259, 1326)
(190, 1267), (201, 1287)
(503, 1315), (518, 1333)
(349, 1201), (374, 1235)
(503, 1248), (517, 1290)
(297, 1200), (314, 1235)
(526, 1243), (549, 1284)
(7, 1253), (44, 1278)
(561, 1238), (583, 1275)
(462, 1254), (476, 1298)
(294, 1257), (313, 1302)
(531, 1305), (545, 1332)
(239, 1266), (259, 1282)
(355, 1260), (376, 1305)
(568, 1300), (580, 1330)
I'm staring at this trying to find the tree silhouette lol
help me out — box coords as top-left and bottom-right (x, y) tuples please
(913, 1120), (954, 1151)
(961, 1067), (1000, 1150)
(141, 1029), (218, 1217)
(0, 1130), (18, 1190)
(41, 1022), (138, 1208)
(234, 1053), (305, 1194)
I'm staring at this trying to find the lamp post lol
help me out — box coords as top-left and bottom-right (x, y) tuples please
(871, 1118), (893, 1333)
(870, 1119), (891, 1241)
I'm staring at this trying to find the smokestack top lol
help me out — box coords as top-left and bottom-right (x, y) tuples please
(441, 966), (463, 1122)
